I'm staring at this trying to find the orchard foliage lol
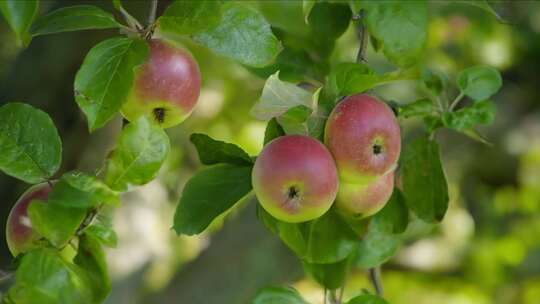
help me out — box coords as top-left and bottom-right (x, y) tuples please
(0, 1), (504, 303)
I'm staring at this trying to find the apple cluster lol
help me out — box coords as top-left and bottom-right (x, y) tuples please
(253, 94), (401, 223)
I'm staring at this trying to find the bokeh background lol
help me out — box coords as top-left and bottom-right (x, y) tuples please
(1, 1), (540, 303)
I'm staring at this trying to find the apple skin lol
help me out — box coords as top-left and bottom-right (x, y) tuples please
(335, 171), (394, 217)
(122, 39), (201, 128)
(6, 183), (53, 257)
(324, 94), (401, 184)
(252, 135), (339, 223)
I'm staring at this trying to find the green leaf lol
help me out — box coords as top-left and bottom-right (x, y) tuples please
(252, 286), (307, 304)
(375, 188), (409, 234)
(422, 69), (445, 96)
(328, 63), (416, 97)
(328, 63), (378, 96)
(399, 99), (435, 119)
(174, 164), (253, 235)
(249, 47), (321, 83)
(74, 233), (111, 303)
(49, 171), (119, 208)
(452, 0), (506, 23)
(258, 207), (358, 264)
(6, 249), (92, 304)
(105, 116), (170, 191)
(401, 137), (449, 223)
(307, 2), (351, 40)
(356, 189), (408, 269)
(264, 118), (285, 146)
(157, 0), (221, 36)
(359, 0), (427, 67)
(423, 115), (444, 133)
(190, 133), (253, 166)
(84, 223), (117, 248)
(193, 3), (282, 67)
(356, 219), (401, 268)
(251, 72), (313, 120)
(27, 199), (87, 247)
(277, 105), (313, 135)
(347, 294), (389, 304)
(30, 5), (121, 36)
(257, 0), (311, 39)
(0, 0), (38, 46)
(0, 103), (62, 184)
(303, 253), (354, 290)
(74, 37), (149, 131)
(442, 99), (496, 131)
(457, 65), (502, 101)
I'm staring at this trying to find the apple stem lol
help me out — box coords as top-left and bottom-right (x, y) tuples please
(368, 267), (384, 297)
(148, 0), (158, 26)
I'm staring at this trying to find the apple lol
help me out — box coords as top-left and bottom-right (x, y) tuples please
(252, 135), (339, 223)
(6, 183), (53, 257)
(121, 39), (201, 128)
(335, 171), (394, 217)
(324, 94), (401, 184)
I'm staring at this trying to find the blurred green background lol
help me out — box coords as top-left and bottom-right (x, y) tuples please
(1, 1), (540, 303)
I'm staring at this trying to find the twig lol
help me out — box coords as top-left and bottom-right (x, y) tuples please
(148, 0), (158, 26)
(338, 286), (345, 304)
(354, 10), (369, 64)
(328, 289), (339, 304)
(368, 267), (383, 296)
(119, 6), (143, 31)
(324, 288), (327, 304)
(449, 92), (465, 111)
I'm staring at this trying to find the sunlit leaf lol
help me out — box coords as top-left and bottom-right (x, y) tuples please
(157, 0), (222, 36)
(105, 117), (170, 191)
(251, 72), (313, 120)
(193, 3), (282, 67)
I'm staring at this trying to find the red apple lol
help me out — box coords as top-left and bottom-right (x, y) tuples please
(252, 135), (339, 223)
(122, 39), (201, 128)
(6, 183), (53, 256)
(324, 94), (401, 183)
(336, 171), (394, 217)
